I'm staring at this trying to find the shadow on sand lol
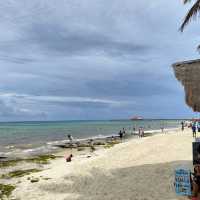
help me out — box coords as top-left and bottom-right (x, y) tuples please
(41, 160), (192, 200)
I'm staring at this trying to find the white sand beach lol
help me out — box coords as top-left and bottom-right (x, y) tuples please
(12, 129), (193, 200)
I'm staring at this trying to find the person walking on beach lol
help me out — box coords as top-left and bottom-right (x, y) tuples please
(68, 134), (73, 143)
(181, 121), (184, 131)
(67, 134), (74, 153)
(198, 121), (200, 133)
(89, 139), (95, 152)
(122, 128), (126, 137)
(141, 127), (144, 137)
(119, 130), (123, 141)
(138, 128), (141, 138)
(192, 122), (197, 138)
(132, 127), (136, 135)
(139, 127), (144, 138)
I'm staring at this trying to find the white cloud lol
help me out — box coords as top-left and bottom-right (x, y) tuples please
(0, 92), (133, 107)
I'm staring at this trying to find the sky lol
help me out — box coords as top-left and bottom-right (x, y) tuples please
(0, 0), (199, 121)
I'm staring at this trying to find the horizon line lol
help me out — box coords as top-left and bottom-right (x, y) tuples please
(0, 118), (190, 123)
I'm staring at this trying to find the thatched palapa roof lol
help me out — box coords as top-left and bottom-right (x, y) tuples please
(172, 59), (200, 112)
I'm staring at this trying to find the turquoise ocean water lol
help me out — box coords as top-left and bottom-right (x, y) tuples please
(0, 119), (182, 155)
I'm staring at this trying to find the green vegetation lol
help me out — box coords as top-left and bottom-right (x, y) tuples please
(110, 140), (120, 145)
(78, 144), (92, 148)
(77, 147), (85, 151)
(104, 144), (114, 148)
(27, 155), (57, 164)
(0, 184), (15, 199)
(0, 154), (58, 168)
(1, 169), (41, 179)
(0, 159), (21, 168)
(93, 142), (105, 146)
(104, 140), (120, 149)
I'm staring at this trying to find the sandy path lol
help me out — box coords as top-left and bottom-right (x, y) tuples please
(13, 129), (193, 200)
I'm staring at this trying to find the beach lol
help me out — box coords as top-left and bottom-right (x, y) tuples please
(0, 127), (192, 200)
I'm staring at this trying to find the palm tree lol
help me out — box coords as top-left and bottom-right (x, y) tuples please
(180, 0), (200, 31)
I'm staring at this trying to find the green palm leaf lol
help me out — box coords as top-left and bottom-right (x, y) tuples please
(180, 0), (200, 31)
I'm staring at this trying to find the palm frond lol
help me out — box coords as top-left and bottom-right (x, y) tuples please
(197, 44), (200, 51)
(183, 0), (192, 4)
(180, 0), (200, 31)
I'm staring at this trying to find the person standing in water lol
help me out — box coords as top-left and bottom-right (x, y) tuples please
(68, 134), (73, 143)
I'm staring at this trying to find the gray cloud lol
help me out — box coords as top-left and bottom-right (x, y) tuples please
(24, 22), (151, 57)
(0, 55), (35, 64)
(86, 72), (178, 98)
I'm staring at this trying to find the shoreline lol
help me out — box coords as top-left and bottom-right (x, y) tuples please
(0, 126), (180, 160)
(0, 119), (182, 155)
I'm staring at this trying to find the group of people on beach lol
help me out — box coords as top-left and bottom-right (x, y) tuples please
(138, 127), (145, 137)
(191, 121), (200, 138)
(180, 121), (200, 199)
(179, 120), (200, 138)
(118, 127), (145, 139)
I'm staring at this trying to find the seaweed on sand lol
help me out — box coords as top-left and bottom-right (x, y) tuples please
(1, 169), (41, 179)
(0, 184), (15, 199)
(0, 154), (58, 168)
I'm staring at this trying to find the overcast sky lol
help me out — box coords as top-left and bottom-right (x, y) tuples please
(0, 0), (199, 121)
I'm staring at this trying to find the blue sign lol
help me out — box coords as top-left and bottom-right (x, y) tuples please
(175, 169), (192, 196)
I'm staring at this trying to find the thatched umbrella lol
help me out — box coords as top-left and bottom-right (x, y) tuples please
(172, 59), (200, 112)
